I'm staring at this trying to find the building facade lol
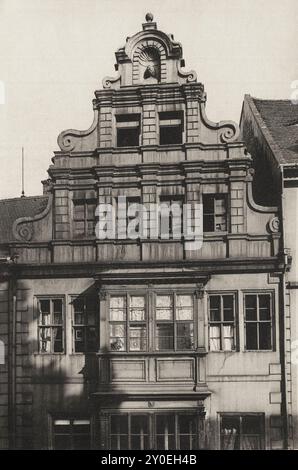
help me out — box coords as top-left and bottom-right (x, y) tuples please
(0, 15), (296, 450)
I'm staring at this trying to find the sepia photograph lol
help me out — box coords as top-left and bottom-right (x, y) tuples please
(0, 0), (297, 455)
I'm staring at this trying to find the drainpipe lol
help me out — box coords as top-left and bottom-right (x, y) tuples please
(279, 165), (289, 449)
(4, 256), (17, 449)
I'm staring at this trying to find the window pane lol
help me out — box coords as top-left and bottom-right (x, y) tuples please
(156, 295), (173, 320)
(259, 323), (272, 350)
(53, 326), (63, 353)
(156, 324), (174, 350)
(223, 325), (234, 351)
(74, 327), (84, 352)
(176, 295), (193, 320)
(176, 323), (194, 350)
(259, 294), (271, 320)
(246, 322), (258, 350)
(176, 295), (192, 307)
(223, 295), (234, 321)
(39, 299), (50, 323)
(73, 434), (91, 450)
(54, 434), (71, 450)
(129, 326), (147, 351)
(245, 295), (257, 320)
(111, 415), (128, 434)
(86, 202), (96, 219)
(73, 203), (84, 220)
(130, 296), (145, 321)
(110, 296), (126, 321)
(110, 324), (125, 351)
(156, 415), (176, 450)
(179, 415), (197, 450)
(209, 296), (221, 321)
(242, 415), (262, 435)
(221, 416), (240, 450)
(39, 327), (51, 352)
(209, 325), (221, 351)
(131, 415), (149, 449)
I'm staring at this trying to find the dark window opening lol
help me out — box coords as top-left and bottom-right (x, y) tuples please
(159, 196), (183, 238)
(220, 414), (264, 450)
(203, 194), (227, 232)
(72, 296), (98, 353)
(116, 114), (140, 147)
(73, 199), (97, 238)
(53, 418), (91, 450)
(159, 111), (183, 145)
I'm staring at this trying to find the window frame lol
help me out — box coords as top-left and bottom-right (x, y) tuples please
(202, 193), (228, 233)
(219, 412), (265, 450)
(243, 291), (275, 351)
(72, 198), (97, 239)
(51, 415), (91, 450)
(158, 111), (184, 146)
(158, 195), (185, 239)
(154, 292), (196, 352)
(207, 292), (238, 352)
(116, 114), (140, 148)
(71, 295), (99, 354)
(36, 296), (65, 354)
(108, 292), (149, 352)
(109, 412), (198, 450)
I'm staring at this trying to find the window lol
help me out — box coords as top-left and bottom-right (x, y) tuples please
(159, 111), (183, 145)
(109, 295), (147, 351)
(72, 297), (98, 353)
(110, 415), (149, 450)
(203, 194), (227, 232)
(53, 418), (91, 449)
(110, 413), (198, 450)
(159, 196), (183, 239)
(116, 196), (142, 239)
(155, 294), (194, 351)
(116, 114), (140, 147)
(220, 414), (264, 450)
(38, 298), (64, 353)
(208, 294), (236, 351)
(244, 294), (273, 350)
(73, 199), (97, 238)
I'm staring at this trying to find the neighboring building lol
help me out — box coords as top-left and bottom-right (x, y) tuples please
(0, 15), (296, 450)
(241, 97), (298, 450)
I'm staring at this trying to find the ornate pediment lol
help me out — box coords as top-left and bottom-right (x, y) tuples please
(102, 13), (197, 89)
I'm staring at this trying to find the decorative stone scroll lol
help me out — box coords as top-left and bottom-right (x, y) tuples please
(57, 110), (99, 152)
(13, 195), (53, 242)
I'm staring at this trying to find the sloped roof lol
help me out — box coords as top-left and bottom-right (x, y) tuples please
(252, 98), (298, 164)
(0, 196), (49, 243)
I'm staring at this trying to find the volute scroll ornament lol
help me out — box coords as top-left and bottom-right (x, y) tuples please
(268, 216), (280, 233)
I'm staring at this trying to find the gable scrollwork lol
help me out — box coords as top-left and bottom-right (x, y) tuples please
(12, 195), (53, 242)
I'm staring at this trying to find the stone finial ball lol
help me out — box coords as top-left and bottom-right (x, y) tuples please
(145, 12), (154, 22)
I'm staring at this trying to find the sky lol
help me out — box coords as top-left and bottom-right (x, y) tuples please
(0, 0), (297, 199)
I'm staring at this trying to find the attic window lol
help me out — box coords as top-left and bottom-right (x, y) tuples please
(116, 114), (140, 147)
(159, 111), (183, 145)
